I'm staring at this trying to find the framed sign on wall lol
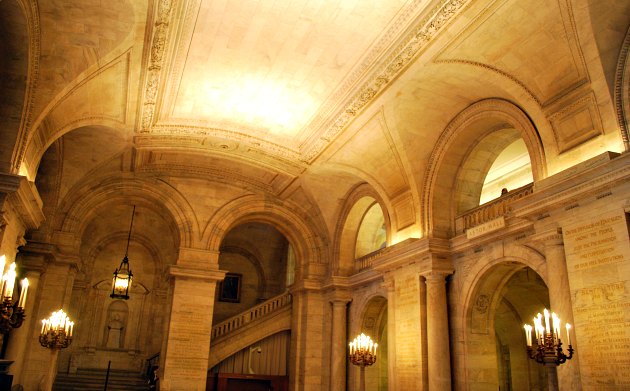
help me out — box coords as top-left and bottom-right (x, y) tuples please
(219, 273), (242, 303)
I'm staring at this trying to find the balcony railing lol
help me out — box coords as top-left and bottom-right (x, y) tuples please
(211, 291), (292, 340)
(455, 183), (533, 234)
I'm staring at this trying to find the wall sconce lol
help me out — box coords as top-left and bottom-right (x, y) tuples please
(0, 255), (28, 334)
(348, 333), (377, 391)
(111, 206), (135, 300)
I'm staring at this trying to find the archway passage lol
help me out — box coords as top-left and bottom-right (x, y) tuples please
(215, 222), (291, 324)
(467, 264), (550, 391)
(357, 296), (388, 391)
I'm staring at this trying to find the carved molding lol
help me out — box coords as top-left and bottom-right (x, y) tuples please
(302, 0), (472, 162)
(139, 0), (473, 166)
(614, 26), (630, 151)
(12, 0), (41, 174)
(140, 0), (175, 132)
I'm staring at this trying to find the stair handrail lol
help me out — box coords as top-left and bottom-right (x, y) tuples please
(211, 291), (292, 340)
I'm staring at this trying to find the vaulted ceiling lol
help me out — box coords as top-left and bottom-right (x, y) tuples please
(2, 0), (629, 243)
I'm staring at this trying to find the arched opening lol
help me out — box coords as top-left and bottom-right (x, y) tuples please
(467, 264), (549, 390)
(455, 128), (534, 214)
(215, 222), (291, 324)
(353, 296), (388, 391)
(479, 138), (533, 205)
(63, 202), (174, 373)
(336, 188), (390, 276)
(355, 201), (387, 258)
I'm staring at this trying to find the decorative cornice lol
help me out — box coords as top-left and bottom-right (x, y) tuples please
(140, 0), (473, 166)
(12, 0), (41, 174)
(0, 174), (44, 229)
(140, 0), (175, 132)
(513, 152), (629, 218)
(301, 0), (472, 162)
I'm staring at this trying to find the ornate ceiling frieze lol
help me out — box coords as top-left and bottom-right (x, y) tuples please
(300, 0), (472, 162)
(138, 0), (472, 167)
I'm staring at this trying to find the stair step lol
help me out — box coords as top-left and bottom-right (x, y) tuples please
(53, 369), (148, 391)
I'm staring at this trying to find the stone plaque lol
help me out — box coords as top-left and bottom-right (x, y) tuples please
(563, 212), (630, 388)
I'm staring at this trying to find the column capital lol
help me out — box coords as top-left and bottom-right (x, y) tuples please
(168, 264), (226, 282)
(420, 268), (453, 281)
(0, 173), (44, 229)
(328, 289), (352, 305)
(177, 247), (220, 266)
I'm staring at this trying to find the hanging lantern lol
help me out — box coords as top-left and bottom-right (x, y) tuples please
(111, 206), (135, 300)
(111, 255), (133, 300)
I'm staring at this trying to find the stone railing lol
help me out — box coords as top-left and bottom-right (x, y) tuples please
(211, 292), (292, 340)
(354, 247), (389, 272)
(455, 183), (534, 233)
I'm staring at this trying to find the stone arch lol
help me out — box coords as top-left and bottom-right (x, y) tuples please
(332, 183), (391, 276)
(83, 231), (165, 288)
(203, 195), (328, 281)
(459, 246), (549, 389)
(1, 0), (36, 174)
(54, 175), (195, 250)
(614, 26), (630, 151)
(351, 294), (388, 391)
(422, 99), (546, 238)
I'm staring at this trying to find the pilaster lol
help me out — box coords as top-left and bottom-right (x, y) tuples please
(420, 269), (453, 391)
(159, 248), (225, 391)
(532, 228), (582, 390)
(327, 287), (351, 391)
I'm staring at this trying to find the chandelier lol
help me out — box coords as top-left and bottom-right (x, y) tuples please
(524, 308), (574, 365)
(0, 255), (28, 334)
(349, 333), (378, 391)
(110, 206), (135, 300)
(39, 309), (74, 349)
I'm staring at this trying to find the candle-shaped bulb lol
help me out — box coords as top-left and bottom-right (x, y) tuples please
(552, 312), (560, 340)
(18, 278), (28, 308)
(524, 324), (532, 346)
(566, 323), (572, 346)
(4, 263), (16, 300)
(543, 309), (550, 334)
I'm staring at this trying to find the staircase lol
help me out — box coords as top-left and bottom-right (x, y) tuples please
(208, 292), (292, 368)
(53, 368), (147, 391)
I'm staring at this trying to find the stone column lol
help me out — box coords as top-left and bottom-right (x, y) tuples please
(383, 278), (397, 391)
(543, 230), (581, 391)
(159, 248), (225, 391)
(422, 271), (452, 391)
(288, 280), (324, 391)
(330, 297), (349, 391)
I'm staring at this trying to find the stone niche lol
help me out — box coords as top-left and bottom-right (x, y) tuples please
(65, 280), (150, 373)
